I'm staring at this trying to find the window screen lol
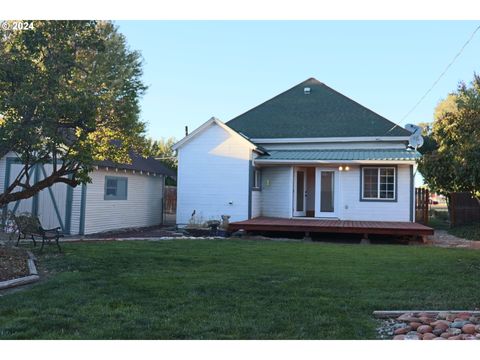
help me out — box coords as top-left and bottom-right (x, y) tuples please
(104, 176), (128, 200)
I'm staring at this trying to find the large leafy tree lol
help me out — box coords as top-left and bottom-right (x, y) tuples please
(146, 137), (177, 170)
(0, 21), (147, 207)
(418, 74), (480, 198)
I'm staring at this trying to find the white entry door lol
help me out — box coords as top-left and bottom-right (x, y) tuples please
(293, 167), (307, 217)
(315, 169), (338, 218)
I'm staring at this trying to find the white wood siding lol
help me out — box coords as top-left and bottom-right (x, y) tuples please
(83, 169), (164, 234)
(337, 164), (411, 221)
(260, 166), (293, 218)
(251, 190), (261, 218)
(69, 186), (83, 235)
(176, 122), (253, 225)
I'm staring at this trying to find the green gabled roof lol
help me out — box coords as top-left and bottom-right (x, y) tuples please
(256, 149), (421, 161)
(227, 78), (411, 139)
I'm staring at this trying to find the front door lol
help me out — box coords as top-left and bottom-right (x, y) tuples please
(315, 169), (337, 217)
(293, 167), (307, 217)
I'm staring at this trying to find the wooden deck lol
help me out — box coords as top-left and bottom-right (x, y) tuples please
(229, 217), (434, 237)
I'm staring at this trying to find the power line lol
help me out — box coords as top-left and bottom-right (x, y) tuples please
(386, 24), (480, 134)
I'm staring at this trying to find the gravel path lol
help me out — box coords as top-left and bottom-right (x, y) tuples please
(430, 230), (480, 249)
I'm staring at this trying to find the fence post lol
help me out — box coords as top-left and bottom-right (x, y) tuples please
(424, 189), (429, 225)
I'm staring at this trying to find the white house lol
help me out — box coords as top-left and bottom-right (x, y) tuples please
(174, 78), (421, 227)
(0, 151), (175, 235)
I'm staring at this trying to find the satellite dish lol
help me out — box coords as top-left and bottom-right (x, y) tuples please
(405, 123), (424, 149)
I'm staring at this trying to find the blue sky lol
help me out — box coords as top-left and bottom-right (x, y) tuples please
(116, 21), (480, 141)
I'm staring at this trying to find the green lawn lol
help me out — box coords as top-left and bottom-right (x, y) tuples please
(0, 240), (479, 339)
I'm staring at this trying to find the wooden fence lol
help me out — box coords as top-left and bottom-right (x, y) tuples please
(415, 188), (429, 225)
(449, 192), (480, 227)
(164, 186), (177, 214)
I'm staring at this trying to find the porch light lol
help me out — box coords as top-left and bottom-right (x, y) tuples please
(338, 165), (350, 171)
(345, 166), (350, 171)
(338, 166), (344, 171)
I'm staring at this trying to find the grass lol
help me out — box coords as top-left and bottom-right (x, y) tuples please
(0, 239), (479, 339)
(448, 223), (480, 241)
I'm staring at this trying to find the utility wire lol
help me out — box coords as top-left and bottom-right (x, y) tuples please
(386, 24), (480, 134)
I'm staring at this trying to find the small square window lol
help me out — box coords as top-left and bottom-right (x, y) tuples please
(104, 176), (128, 200)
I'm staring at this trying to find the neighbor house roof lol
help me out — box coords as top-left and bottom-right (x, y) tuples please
(227, 78), (411, 139)
(96, 151), (176, 177)
(1, 148), (176, 177)
(256, 149), (420, 162)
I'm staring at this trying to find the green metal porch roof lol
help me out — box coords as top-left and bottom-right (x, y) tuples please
(256, 149), (421, 161)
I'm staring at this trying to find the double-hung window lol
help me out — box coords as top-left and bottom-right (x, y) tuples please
(361, 167), (396, 201)
(104, 176), (128, 200)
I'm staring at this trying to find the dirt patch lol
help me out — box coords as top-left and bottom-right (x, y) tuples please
(84, 225), (184, 239)
(0, 246), (29, 281)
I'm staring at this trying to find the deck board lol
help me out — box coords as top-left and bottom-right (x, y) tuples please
(229, 217), (434, 236)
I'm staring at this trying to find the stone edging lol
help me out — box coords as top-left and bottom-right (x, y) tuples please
(0, 250), (39, 290)
(373, 310), (480, 318)
(375, 310), (480, 340)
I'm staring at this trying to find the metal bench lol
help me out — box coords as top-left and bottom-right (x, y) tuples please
(13, 215), (63, 252)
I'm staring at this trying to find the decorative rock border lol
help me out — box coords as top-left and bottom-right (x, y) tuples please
(374, 311), (480, 340)
(0, 250), (39, 290)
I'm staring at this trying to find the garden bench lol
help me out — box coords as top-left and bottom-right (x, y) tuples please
(13, 215), (63, 252)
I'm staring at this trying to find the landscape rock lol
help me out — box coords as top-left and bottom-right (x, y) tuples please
(446, 328), (462, 336)
(434, 323), (450, 332)
(417, 325), (433, 334)
(437, 312), (449, 320)
(456, 312), (471, 320)
(431, 320), (450, 327)
(448, 335), (462, 340)
(450, 321), (469, 329)
(462, 324), (476, 334)
(446, 313), (457, 322)
(397, 313), (420, 323)
(394, 326), (412, 335)
(422, 333), (437, 340)
(377, 311), (480, 340)
(419, 317), (435, 325)
(409, 322), (422, 330)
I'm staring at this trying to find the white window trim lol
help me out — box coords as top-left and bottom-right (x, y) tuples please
(361, 166), (396, 201)
(252, 169), (261, 190)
